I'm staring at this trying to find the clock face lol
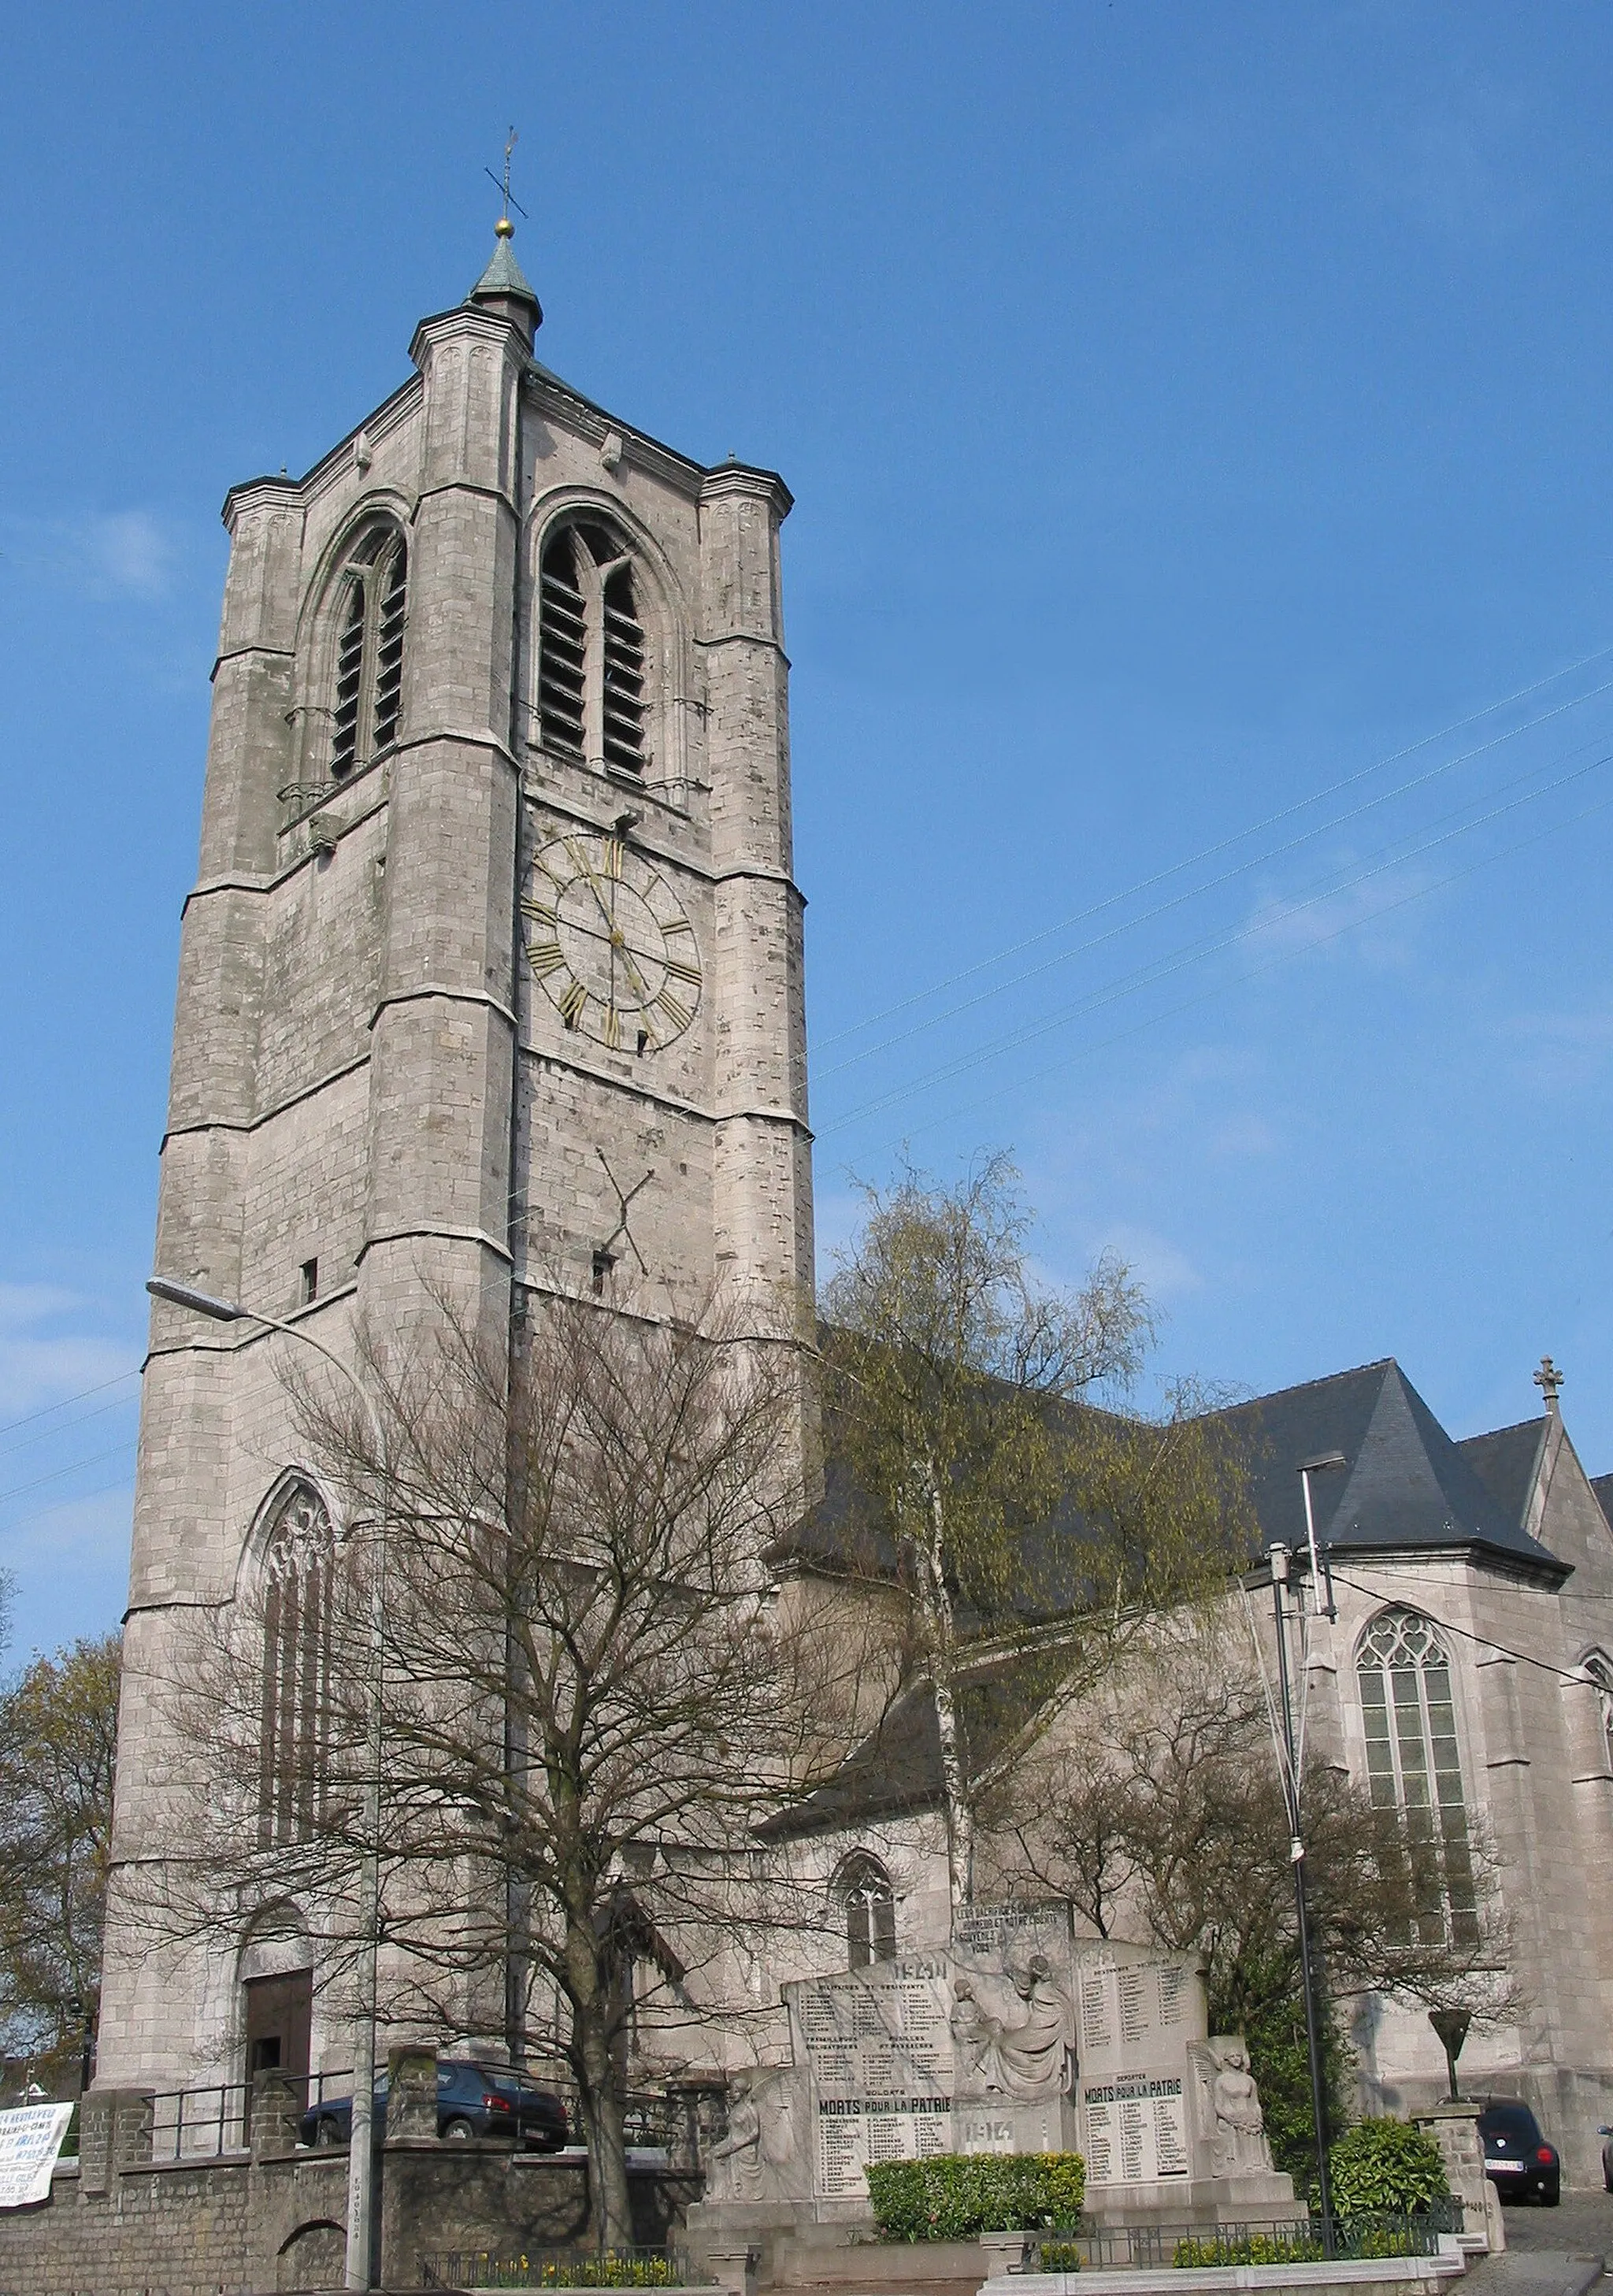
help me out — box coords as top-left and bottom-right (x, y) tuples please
(521, 832), (703, 1051)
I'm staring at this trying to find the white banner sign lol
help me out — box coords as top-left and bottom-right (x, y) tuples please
(0, 2104), (75, 2209)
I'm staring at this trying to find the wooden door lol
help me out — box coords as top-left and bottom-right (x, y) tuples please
(243, 1968), (313, 2136)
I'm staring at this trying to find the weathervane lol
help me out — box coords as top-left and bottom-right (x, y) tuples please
(485, 126), (529, 233)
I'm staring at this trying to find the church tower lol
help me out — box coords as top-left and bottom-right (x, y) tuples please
(98, 224), (813, 2090)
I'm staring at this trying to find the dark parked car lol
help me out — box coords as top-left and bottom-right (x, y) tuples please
(299, 2060), (568, 2150)
(1600, 2124), (1612, 2194)
(1477, 2100), (1559, 2205)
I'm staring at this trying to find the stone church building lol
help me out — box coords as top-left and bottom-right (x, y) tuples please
(98, 225), (1613, 2191)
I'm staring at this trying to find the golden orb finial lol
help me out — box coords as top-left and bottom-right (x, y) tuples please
(495, 215), (515, 239)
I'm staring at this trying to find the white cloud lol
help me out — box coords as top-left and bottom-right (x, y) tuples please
(0, 1283), (139, 1424)
(1088, 1221), (1202, 1304)
(1241, 862), (1435, 972)
(0, 508), (176, 601)
(2, 1486), (134, 1659)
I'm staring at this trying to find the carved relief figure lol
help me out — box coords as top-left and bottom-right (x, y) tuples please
(707, 2073), (765, 2201)
(1196, 2038), (1272, 2175)
(706, 2069), (807, 2203)
(952, 1949), (1077, 2099)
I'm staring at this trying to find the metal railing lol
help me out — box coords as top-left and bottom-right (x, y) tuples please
(147, 2066), (354, 2161)
(421, 2249), (711, 2291)
(1029, 2205), (1461, 2272)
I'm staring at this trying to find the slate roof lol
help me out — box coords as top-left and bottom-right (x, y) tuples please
(1456, 1419), (1546, 1534)
(1592, 1473), (1613, 1534)
(468, 230), (540, 311)
(1211, 1361), (1564, 1580)
(767, 1356), (1569, 1842)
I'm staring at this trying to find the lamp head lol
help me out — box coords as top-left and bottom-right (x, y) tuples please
(146, 1277), (246, 1323)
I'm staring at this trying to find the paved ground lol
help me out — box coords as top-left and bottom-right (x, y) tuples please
(1464, 2187), (1613, 2296)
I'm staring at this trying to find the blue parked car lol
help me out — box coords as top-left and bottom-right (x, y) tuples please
(299, 2059), (569, 2149)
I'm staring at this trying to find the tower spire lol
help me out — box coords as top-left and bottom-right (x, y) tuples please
(469, 127), (542, 343)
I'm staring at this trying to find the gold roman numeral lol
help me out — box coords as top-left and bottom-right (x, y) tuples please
(520, 896), (558, 927)
(527, 940), (565, 979)
(654, 989), (692, 1033)
(604, 838), (624, 879)
(602, 1002), (621, 1049)
(662, 955), (701, 988)
(559, 980), (588, 1029)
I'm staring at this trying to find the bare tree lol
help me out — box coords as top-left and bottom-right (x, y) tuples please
(139, 1285), (864, 2249)
(821, 1154), (1254, 1908)
(991, 1614), (1518, 2173)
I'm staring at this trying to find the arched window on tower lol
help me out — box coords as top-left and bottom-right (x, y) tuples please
(258, 1482), (337, 1848)
(1586, 1652), (1613, 1774)
(836, 1852), (896, 1970)
(538, 521), (647, 777)
(1357, 1607), (1478, 1945)
(328, 527), (407, 779)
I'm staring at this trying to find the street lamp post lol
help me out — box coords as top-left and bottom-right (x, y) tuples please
(146, 1277), (387, 2292)
(1270, 1449), (1347, 2248)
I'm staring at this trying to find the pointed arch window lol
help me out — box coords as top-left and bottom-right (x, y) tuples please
(258, 1483), (337, 1848)
(1357, 1607), (1478, 1945)
(1586, 1652), (1613, 1774)
(836, 1853), (896, 1970)
(538, 521), (647, 777)
(329, 528), (407, 778)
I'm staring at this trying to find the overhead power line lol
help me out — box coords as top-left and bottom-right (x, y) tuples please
(817, 640), (1613, 1055)
(819, 740), (1613, 1136)
(0, 1441), (138, 1508)
(819, 701), (1613, 1085)
(0, 1390), (139, 1464)
(0, 1366), (139, 1441)
(825, 771), (1613, 1148)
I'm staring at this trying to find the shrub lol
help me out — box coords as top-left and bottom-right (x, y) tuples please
(1174, 2232), (1324, 2267)
(866, 2152), (1086, 2241)
(1036, 2240), (1083, 2272)
(1328, 2120), (1448, 2220)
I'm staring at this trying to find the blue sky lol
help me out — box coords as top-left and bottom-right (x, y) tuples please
(5, 2), (1613, 1658)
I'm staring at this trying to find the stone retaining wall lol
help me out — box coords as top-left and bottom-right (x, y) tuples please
(0, 2132), (699, 2295)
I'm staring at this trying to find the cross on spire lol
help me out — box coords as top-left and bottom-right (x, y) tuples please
(485, 126), (529, 236)
(1534, 1355), (1564, 1415)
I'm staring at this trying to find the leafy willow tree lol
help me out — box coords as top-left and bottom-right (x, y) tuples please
(0, 1633), (121, 2095)
(143, 1285), (864, 2250)
(821, 1153), (1255, 1906)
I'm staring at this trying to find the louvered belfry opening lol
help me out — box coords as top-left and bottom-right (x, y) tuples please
(328, 527), (407, 780)
(330, 579), (365, 775)
(538, 520), (647, 775)
(601, 558), (646, 773)
(539, 529), (588, 755)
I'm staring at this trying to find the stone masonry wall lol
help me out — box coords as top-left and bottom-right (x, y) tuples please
(0, 2147), (700, 2296)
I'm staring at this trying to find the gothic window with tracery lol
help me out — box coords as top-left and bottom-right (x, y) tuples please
(537, 522), (647, 777)
(837, 1852), (896, 1970)
(1357, 1606), (1478, 1944)
(329, 527), (407, 778)
(258, 1482), (337, 1847)
(1586, 1652), (1613, 1774)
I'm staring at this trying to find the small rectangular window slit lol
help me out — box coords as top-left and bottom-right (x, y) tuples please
(299, 1259), (319, 1305)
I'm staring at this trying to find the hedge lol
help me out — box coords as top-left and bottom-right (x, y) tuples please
(866, 2152), (1086, 2241)
(1328, 2120), (1449, 2220)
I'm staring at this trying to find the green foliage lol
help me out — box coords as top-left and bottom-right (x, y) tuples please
(0, 1632), (121, 2086)
(1173, 2231), (1324, 2266)
(866, 2151), (1087, 2241)
(462, 2257), (683, 2289)
(1218, 1974), (1354, 2188)
(1328, 2120), (1448, 2220)
(1036, 2241), (1084, 2272)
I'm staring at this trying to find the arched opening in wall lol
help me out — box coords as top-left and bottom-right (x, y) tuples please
(1586, 1652), (1613, 1774)
(239, 1905), (314, 2140)
(835, 1852), (896, 1970)
(538, 521), (647, 776)
(258, 1480), (337, 1849)
(1356, 1607), (1478, 1945)
(328, 525), (407, 779)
